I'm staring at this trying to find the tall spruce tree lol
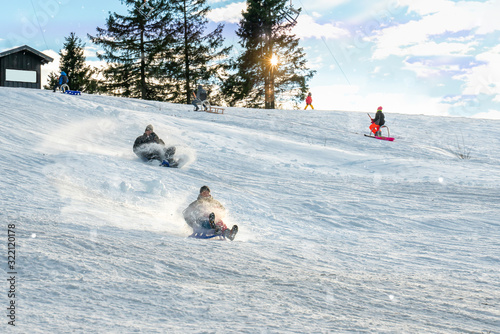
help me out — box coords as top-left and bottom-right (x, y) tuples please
(167, 0), (232, 104)
(88, 0), (176, 100)
(223, 0), (314, 109)
(59, 33), (92, 92)
(44, 32), (98, 93)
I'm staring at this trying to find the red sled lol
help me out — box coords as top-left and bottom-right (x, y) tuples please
(364, 134), (395, 141)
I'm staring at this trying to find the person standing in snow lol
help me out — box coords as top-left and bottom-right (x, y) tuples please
(372, 106), (385, 136)
(192, 85), (208, 111)
(304, 92), (314, 110)
(53, 71), (69, 92)
(183, 186), (238, 240)
(133, 124), (177, 167)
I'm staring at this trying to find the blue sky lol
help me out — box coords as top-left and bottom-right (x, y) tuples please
(1, 0), (500, 118)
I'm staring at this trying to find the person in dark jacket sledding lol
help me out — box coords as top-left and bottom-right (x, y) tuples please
(133, 124), (178, 167)
(372, 106), (385, 136)
(53, 71), (69, 92)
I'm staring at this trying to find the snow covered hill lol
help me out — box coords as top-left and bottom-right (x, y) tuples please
(1, 87), (499, 333)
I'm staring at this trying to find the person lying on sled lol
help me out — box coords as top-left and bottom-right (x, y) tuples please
(133, 124), (177, 167)
(183, 186), (238, 240)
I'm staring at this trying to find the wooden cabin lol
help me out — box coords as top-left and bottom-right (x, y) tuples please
(0, 45), (53, 89)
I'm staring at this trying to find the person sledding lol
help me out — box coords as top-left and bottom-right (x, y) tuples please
(183, 186), (238, 240)
(53, 71), (69, 92)
(192, 85), (208, 111)
(365, 106), (394, 141)
(304, 92), (314, 110)
(369, 106), (385, 137)
(133, 124), (178, 167)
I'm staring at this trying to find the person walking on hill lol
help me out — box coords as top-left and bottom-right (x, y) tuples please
(192, 85), (208, 111)
(304, 92), (314, 110)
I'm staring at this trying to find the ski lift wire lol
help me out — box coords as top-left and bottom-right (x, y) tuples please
(296, 0), (351, 86)
(321, 35), (351, 86)
(30, 0), (49, 51)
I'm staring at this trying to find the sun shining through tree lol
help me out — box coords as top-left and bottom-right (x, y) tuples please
(222, 0), (315, 109)
(270, 54), (279, 67)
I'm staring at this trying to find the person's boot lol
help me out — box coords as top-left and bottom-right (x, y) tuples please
(209, 213), (216, 229)
(168, 159), (179, 168)
(224, 225), (238, 241)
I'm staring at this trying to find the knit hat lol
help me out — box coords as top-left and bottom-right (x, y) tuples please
(200, 185), (210, 194)
(145, 124), (153, 132)
(377, 106), (383, 111)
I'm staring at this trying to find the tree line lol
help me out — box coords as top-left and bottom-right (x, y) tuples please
(45, 0), (315, 109)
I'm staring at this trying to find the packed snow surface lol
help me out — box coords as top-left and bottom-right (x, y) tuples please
(1, 87), (499, 333)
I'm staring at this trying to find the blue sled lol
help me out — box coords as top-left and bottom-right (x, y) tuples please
(188, 228), (226, 240)
(64, 90), (81, 95)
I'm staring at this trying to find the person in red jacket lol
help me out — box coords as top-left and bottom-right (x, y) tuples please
(304, 92), (314, 110)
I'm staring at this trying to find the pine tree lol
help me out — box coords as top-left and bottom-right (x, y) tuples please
(88, 0), (177, 100)
(59, 33), (90, 91)
(223, 0), (314, 109)
(167, 0), (232, 104)
(44, 32), (98, 93)
(43, 72), (59, 91)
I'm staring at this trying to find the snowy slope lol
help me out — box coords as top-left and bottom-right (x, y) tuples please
(1, 87), (499, 333)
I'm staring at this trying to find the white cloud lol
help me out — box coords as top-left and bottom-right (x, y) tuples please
(306, 55), (326, 70)
(397, 0), (500, 35)
(471, 109), (500, 120)
(206, 2), (350, 40)
(375, 40), (476, 59)
(371, 0), (500, 59)
(459, 45), (500, 97)
(207, 1), (246, 24)
(311, 84), (450, 116)
(41, 49), (60, 88)
(207, 0), (229, 4)
(397, 0), (454, 16)
(293, 0), (349, 11)
(294, 15), (349, 40)
(403, 59), (462, 78)
(84, 45), (98, 59)
(408, 64), (441, 78)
